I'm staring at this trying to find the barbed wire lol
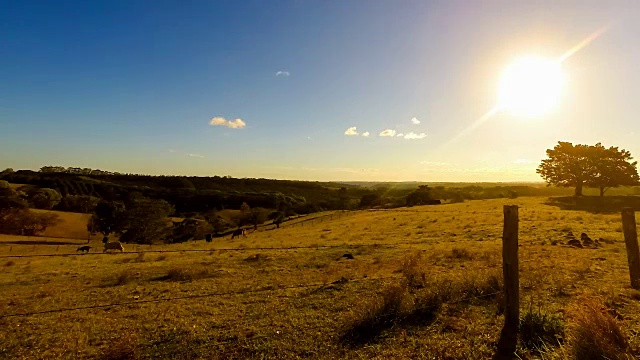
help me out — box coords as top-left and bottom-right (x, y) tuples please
(0, 275), (403, 319)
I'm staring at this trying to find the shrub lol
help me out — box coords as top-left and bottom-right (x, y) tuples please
(566, 297), (630, 360)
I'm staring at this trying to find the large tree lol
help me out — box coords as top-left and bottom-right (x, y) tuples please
(587, 143), (640, 196)
(537, 142), (639, 196)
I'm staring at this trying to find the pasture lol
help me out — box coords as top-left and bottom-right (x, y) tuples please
(1, 197), (640, 359)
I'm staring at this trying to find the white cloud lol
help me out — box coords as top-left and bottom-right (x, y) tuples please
(404, 132), (427, 140)
(397, 133), (404, 137)
(411, 117), (420, 125)
(276, 71), (290, 77)
(188, 153), (204, 158)
(361, 131), (370, 137)
(344, 127), (359, 136)
(210, 117), (246, 129)
(168, 149), (176, 153)
(379, 129), (396, 137)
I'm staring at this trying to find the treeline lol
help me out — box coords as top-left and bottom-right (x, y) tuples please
(2, 167), (638, 217)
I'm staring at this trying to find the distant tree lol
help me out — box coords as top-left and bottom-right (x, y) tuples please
(0, 181), (28, 212)
(0, 168), (14, 178)
(586, 143), (640, 196)
(117, 198), (174, 244)
(58, 195), (100, 213)
(270, 211), (286, 228)
(0, 208), (59, 236)
(28, 188), (62, 210)
(237, 202), (251, 226)
(405, 185), (433, 206)
(248, 207), (269, 230)
(359, 193), (381, 208)
(89, 200), (126, 237)
(537, 142), (640, 196)
(170, 218), (212, 243)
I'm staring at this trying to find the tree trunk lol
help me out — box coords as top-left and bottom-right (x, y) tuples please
(575, 182), (583, 197)
(600, 186), (605, 197)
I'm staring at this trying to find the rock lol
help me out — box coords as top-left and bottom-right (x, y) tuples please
(581, 233), (594, 246)
(568, 239), (583, 248)
(341, 253), (354, 260)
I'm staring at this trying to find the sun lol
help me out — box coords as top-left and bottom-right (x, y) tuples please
(497, 56), (566, 118)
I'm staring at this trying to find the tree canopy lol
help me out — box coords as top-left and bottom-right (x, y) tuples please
(537, 142), (639, 196)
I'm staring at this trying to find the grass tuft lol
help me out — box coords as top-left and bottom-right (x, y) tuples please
(448, 247), (474, 260)
(341, 283), (409, 345)
(154, 266), (219, 282)
(98, 331), (140, 360)
(519, 308), (564, 350)
(566, 296), (630, 360)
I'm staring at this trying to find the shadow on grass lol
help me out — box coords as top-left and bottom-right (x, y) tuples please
(544, 196), (640, 214)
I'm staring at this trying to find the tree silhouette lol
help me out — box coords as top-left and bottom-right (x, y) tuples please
(587, 143), (640, 196)
(537, 142), (639, 196)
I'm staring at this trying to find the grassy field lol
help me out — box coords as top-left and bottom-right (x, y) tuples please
(1, 197), (640, 359)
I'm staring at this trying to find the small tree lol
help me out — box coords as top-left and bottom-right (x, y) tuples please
(270, 211), (286, 228)
(89, 200), (126, 237)
(117, 198), (174, 244)
(248, 207), (269, 230)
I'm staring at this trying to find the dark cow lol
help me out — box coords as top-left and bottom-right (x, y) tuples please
(231, 229), (246, 239)
(77, 245), (91, 253)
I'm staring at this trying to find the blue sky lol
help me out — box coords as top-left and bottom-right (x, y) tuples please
(2, 1), (640, 181)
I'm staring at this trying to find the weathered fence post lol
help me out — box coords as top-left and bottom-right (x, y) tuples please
(622, 208), (640, 289)
(495, 205), (519, 359)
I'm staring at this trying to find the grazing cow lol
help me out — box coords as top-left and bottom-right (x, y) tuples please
(103, 241), (124, 253)
(231, 229), (246, 239)
(77, 245), (91, 253)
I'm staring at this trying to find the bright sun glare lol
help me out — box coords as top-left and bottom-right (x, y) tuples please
(497, 56), (566, 118)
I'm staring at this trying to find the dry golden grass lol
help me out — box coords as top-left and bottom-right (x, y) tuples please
(1, 197), (640, 359)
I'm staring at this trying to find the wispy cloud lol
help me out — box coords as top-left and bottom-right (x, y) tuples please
(361, 131), (370, 137)
(210, 117), (246, 129)
(168, 149), (176, 153)
(188, 153), (205, 158)
(411, 117), (421, 125)
(379, 129), (396, 137)
(276, 71), (290, 77)
(397, 133), (404, 137)
(344, 126), (359, 136)
(404, 132), (427, 140)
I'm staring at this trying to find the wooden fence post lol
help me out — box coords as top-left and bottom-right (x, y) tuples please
(495, 205), (519, 359)
(622, 208), (640, 289)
